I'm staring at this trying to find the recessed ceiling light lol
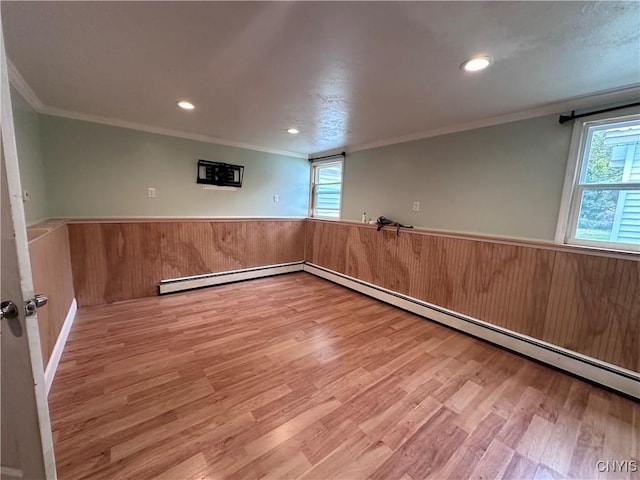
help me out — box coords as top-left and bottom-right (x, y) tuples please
(461, 56), (492, 72)
(287, 128), (300, 134)
(177, 100), (195, 110)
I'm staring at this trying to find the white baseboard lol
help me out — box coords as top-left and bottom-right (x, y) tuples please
(303, 263), (640, 399)
(44, 298), (77, 396)
(159, 262), (304, 295)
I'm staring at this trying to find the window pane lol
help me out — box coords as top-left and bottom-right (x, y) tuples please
(315, 184), (341, 210)
(576, 188), (640, 245)
(312, 161), (343, 219)
(582, 121), (640, 185)
(314, 208), (340, 218)
(316, 164), (342, 184)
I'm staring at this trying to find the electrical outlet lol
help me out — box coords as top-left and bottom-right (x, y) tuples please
(273, 194), (279, 203)
(147, 187), (156, 198)
(412, 201), (420, 212)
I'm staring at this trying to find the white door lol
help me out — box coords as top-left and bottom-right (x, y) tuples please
(0, 11), (56, 480)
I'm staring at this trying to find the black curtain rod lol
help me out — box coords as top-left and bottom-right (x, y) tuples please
(308, 151), (346, 163)
(559, 101), (640, 125)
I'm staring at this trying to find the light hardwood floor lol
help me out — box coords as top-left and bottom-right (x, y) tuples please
(48, 273), (639, 480)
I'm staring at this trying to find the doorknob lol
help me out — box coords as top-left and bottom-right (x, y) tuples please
(1, 300), (19, 320)
(24, 294), (47, 317)
(1, 295), (47, 320)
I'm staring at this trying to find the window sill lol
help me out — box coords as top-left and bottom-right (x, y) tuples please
(562, 239), (640, 255)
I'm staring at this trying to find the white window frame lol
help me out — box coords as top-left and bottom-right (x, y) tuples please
(555, 108), (640, 253)
(309, 159), (344, 220)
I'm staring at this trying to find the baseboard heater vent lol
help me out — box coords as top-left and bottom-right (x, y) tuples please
(158, 262), (304, 295)
(303, 262), (640, 399)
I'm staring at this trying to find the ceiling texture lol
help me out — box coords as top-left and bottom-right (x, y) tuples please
(2, 1), (639, 157)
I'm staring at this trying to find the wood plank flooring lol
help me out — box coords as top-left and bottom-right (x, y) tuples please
(48, 273), (640, 480)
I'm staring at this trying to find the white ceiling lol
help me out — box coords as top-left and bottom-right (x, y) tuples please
(3, 1), (639, 157)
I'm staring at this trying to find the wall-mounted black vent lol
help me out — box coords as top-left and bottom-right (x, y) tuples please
(197, 160), (244, 187)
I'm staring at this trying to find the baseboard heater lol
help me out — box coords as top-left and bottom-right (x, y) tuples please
(158, 262), (304, 295)
(303, 262), (640, 399)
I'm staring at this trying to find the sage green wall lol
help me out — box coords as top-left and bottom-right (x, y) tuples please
(11, 87), (49, 225)
(341, 114), (572, 242)
(30, 107), (572, 240)
(39, 115), (310, 218)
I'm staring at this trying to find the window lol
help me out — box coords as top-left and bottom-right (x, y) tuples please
(557, 112), (640, 252)
(310, 160), (343, 219)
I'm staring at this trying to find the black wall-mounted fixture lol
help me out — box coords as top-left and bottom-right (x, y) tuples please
(559, 101), (640, 125)
(197, 160), (244, 187)
(308, 151), (346, 163)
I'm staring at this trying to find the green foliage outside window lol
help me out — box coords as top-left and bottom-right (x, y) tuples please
(576, 131), (624, 238)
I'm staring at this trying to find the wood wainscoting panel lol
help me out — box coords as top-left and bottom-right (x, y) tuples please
(246, 220), (306, 268)
(160, 222), (247, 278)
(421, 236), (555, 341)
(305, 219), (349, 275)
(28, 224), (75, 366)
(304, 220), (319, 266)
(345, 225), (382, 285)
(69, 220), (305, 307)
(306, 220), (639, 372)
(544, 252), (639, 372)
(68, 223), (163, 306)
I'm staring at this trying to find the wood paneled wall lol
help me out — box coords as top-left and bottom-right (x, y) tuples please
(68, 220), (306, 307)
(28, 223), (75, 367)
(64, 217), (638, 372)
(305, 220), (639, 373)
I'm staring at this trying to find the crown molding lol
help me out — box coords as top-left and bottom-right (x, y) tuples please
(7, 59), (43, 111)
(7, 60), (307, 159)
(8, 59), (638, 160)
(39, 106), (308, 159)
(311, 84), (640, 157)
